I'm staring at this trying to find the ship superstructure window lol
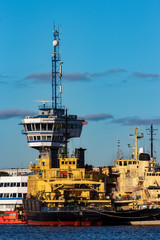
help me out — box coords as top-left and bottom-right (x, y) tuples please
(48, 123), (53, 131)
(62, 161), (64, 164)
(128, 161), (132, 165)
(42, 136), (46, 141)
(11, 182), (16, 187)
(29, 136), (33, 141)
(4, 183), (10, 187)
(10, 193), (16, 198)
(42, 124), (46, 131)
(47, 136), (52, 140)
(34, 136), (36, 141)
(119, 161), (122, 166)
(4, 193), (9, 198)
(0, 183), (3, 187)
(18, 193), (22, 198)
(37, 136), (40, 140)
(36, 123), (40, 131)
(26, 124), (31, 131)
(22, 182), (27, 187)
(17, 182), (20, 187)
(133, 161), (137, 164)
(0, 194), (3, 198)
(73, 161), (75, 164)
(124, 161), (127, 166)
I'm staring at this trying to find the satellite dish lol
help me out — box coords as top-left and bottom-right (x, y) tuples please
(53, 40), (58, 47)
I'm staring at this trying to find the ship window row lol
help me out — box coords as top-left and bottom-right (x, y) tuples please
(28, 135), (63, 141)
(25, 123), (81, 132)
(117, 161), (138, 166)
(61, 161), (75, 165)
(147, 173), (160, 176)
(0, 182), (27, 187)
(0, 193), (23, 198)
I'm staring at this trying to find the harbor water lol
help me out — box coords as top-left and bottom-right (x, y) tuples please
(1, 225), (160, 240)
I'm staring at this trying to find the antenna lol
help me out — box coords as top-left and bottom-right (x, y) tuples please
(52, 26), (63, 109)
(117, 139), (120, 160)
(146, 123), (157, 159)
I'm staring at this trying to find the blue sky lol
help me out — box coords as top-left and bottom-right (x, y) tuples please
(0, 0), (160, 168)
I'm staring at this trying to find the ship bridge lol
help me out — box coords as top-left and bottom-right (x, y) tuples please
(22, 105), (85, 150)
(21, 28), (87, 151)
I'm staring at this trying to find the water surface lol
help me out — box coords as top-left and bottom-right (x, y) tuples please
(0, 225), (160, 240)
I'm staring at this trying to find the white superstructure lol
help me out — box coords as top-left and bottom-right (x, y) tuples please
(22, 108), (84, 150)
(0, 168), (31, 176)
(0, 175), (27, 211)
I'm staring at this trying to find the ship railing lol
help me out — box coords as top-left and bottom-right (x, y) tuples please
(40, 176), (94, 181)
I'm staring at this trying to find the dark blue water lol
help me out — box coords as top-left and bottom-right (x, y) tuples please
(0, 225), (160, 240)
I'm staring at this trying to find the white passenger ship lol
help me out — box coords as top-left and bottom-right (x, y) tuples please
(0, 175), (27, 211)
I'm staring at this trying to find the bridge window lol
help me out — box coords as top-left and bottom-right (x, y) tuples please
(26, 124), (31, 131)
(61, 161), (64, 164)
(119, 161), (122, 166)
(0, 194), (3, 198)
(42, 124), (46, 131)
(0, 183), (3, 187)
(17, 182), (20, 187)
(128, 161), (132, 165)
(42, 136), (46, 141)
(36, 124), (40, 131)
(124, 161), (127, 166)
(133, 161), (137, 164)
(47, 136), (51, 140)
(34, 136), (36, 141)
(48, 123), (53, 131)
(37, 136), (40, 140)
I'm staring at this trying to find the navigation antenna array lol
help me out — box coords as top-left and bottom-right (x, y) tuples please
(52, 26), (63, 109)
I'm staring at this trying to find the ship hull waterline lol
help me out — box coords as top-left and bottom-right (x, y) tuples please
(24, 208), (160, 226)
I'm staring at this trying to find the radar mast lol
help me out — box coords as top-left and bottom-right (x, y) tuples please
(52, 26), (63, 109)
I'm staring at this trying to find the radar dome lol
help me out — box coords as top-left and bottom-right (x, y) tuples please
(53, 40), (58, 47)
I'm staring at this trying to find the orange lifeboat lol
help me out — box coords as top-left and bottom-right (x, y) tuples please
(0, 211), (26, 224)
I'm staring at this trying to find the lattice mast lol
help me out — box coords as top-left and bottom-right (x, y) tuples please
(52, 27), (63, 109)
